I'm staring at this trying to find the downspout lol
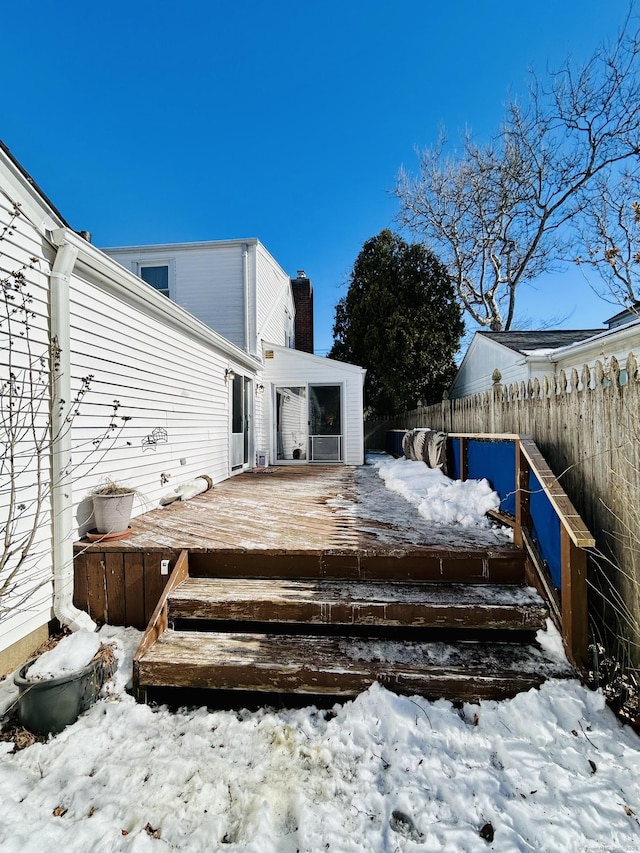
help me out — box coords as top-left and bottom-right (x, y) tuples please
(49, 230), (97, 633)
(242, 242), (250, 354)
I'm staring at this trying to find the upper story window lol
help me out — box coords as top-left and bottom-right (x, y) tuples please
(138, 262), (171, 298)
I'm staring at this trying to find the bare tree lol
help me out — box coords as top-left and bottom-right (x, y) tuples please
(395, 14), (640, 331)
(574, 167), (640, 309)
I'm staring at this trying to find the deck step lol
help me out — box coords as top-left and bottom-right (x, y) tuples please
(168, 578), (548, 631)
(187, 547), (526, 584)
(135, 630), (572, 703)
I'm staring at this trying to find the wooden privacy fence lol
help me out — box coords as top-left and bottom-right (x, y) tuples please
(448, 433), (594, 667)
(384, 352), (640, 665)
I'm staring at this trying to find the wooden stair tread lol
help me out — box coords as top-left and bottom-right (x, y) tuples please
(136, 630), (572, 702)
(168, 578), (548, 630)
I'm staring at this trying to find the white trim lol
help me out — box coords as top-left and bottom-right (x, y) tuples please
(136, 258), (176, 300)
(53, 228), (261, 374)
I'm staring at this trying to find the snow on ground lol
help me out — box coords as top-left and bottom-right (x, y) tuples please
(0, 627), (639, 852)
(0, 457), (638, 850)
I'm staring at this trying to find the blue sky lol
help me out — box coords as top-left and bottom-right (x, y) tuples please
(2, 0), (634, 355)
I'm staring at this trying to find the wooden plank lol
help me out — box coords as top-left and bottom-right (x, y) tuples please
(188, 547), (525, 584)
(133, 550), (190, 689)
(124, 552), (145, 629)
(519, 437), (595, 548)
(561, 526), (588, 668)
(143, 553), (171, 625)
(522, 530), (561, 628)
(86, 552), (107, 624)
(137, 631), (573, 702)
(73, 551), (89, 614)
(168, 578), (548, 630)
(448, 433), (521, 440)
(104, 552), (126, 625)
(75, 464), (527, 557)
(487, 509), (516, 529)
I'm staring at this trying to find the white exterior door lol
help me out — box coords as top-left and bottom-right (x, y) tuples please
(231, 374), (252, 470)
(309, 384), (342, 462)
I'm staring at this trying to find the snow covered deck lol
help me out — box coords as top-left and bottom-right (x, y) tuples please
(74, 465), (525, 629)
(79, 463), (518, 554)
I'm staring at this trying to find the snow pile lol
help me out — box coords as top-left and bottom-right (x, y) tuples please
(0, 626), (638, 851)
(371, 453), (501, 528)
(24, 631), (101, 681)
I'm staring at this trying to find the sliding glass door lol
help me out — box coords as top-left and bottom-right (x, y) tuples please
(231, 374), (251, 470)
(274, 384), (343, 463)
(275, 386), (308, 461)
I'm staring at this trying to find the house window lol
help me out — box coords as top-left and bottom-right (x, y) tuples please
(139, 264), (170, 297)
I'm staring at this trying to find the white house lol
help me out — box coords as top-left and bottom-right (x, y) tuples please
(102, 239), (297, 357)
(0, 142), (365, 673)
(451, 315), (640, 399)
(103, 241), (366, 468)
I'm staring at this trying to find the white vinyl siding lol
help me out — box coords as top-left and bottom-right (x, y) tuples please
(68, 268), (252, 534)
(263, 345), (365, 466)
(0, 193), (56, 652)
(106, 240), (296, 359)
(450, 336), (527, 399)
(1, 170), (264, 657)
(106, 243), (248, 351)
(255, 245), (294, 350)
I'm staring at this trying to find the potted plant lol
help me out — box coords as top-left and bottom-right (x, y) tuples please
(90, 479), (138, 538)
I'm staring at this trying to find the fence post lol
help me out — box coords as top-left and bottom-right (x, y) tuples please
(561, 527), (588, 668)
(459, 437), (468, 481)
(514, 440), (530, 550)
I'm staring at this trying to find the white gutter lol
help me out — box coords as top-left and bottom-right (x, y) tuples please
(543, 318), (640, 364)
(49, 229), (97, 633)
(64, 230), (260, 373)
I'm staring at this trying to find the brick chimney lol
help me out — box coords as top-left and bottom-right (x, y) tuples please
(291, 270), (314, 354)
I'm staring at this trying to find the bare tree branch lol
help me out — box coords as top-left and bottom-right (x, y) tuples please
(395, 13), (640, 330)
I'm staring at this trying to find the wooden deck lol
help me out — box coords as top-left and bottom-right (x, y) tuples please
(73, 464), (576, 703)
(74, 465), (526, 628)
(81, 464), (520, 554)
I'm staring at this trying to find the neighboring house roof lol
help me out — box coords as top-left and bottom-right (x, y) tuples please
(477, 330), (603, 355)
(450, 319), (640, 399)
(604, 302), (640, 329)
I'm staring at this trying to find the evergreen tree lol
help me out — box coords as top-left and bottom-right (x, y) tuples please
(329, 230), (464, 416)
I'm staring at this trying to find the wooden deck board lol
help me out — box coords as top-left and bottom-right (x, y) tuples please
(136, 630), (572, 701)
(168, 578), (548, 630)
(78, 465), (520, 557)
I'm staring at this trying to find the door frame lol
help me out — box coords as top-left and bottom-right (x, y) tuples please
(271, 382), (345, 465)
(229, 371), (254, 474)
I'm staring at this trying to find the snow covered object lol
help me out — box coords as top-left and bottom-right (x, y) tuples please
(13, 631), (115, 735)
